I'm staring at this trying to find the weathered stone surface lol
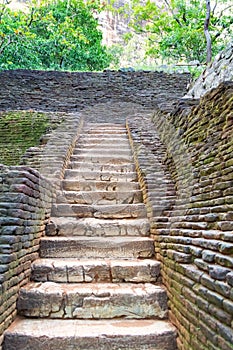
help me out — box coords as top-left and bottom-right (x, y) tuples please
(70, 154), (133, 164)
(62, 179), (140, 191)
(0, 70), (189, 114)
(186, 41), (233, 98)
(3, 318), (177, 350)
(17, 282), (168, 319)
(47, 217), (150, 237)
(40, 236), (155, 259)
(31, 258), (160, 283)
(73, 148), (132, 156)
(68, 161), (136, 173)
(64, 170), (137, 182)
(56, 189), (143, 205)
(51, 203), (147, 219)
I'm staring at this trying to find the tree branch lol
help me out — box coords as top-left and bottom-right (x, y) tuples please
(204, 0), (212, 63)
(162, 0), (183, 27)
(0, 36), (12, 55)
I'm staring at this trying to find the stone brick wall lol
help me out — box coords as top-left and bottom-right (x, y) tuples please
(148, 82), (233, 350)
(0, 70), (190, 112)
(0, 112), (83, 348)
(0, 165), (54, 348)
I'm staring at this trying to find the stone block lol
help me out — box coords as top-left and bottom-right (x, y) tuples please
(40, 236), (155, 259)
(17, 282), (168, 319)
(3, 318), (177, 350)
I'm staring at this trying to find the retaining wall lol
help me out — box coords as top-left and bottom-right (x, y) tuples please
(0, 113), (83, 347)
(151, 82), (233, 350)
(0, 165), (54, 348)
(0, 69), (190, 112)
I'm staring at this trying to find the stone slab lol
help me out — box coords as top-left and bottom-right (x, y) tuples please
(40, 236), (155, 259)
(68, 161), (136, 172)
(3, 318), (177, 350)
(51, 203), (147, 219)
(17, 282), (168, 319)
(79, 134), (129, 139)
(64, 170), (137, 182)
(81, 129), (127, 134)
(73, 148), (132, 156)
(62, 180), (140, 191)
(70, 154), (133, 164)
(76, 143), (130, 149)
(56, 189), (143, 205)
(31, 258), (160, 283)
(46, 217), (150, 236)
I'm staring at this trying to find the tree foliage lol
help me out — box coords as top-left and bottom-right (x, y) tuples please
(116, 0), (233, 64)
(0, 0), (111, 71)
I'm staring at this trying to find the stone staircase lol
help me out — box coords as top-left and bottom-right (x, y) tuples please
(3, 123), (177, 350)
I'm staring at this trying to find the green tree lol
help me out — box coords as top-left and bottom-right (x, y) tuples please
(0, 0), (111, 71)
(116, 0), (233, 64)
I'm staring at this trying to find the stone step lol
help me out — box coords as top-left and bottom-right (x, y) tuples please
(78, 136), (129, 142)
(73, 148), (132, 156)
(56, 189), (143, 205)
(64, 170), (137, 182)
(46, 217), (150, 237)
(40, 236), (155, 259)
(62, 179), (140, 191)
(17, 282), (168, 319)
(31, 258), (160, 283)
(82, 129), (127, 134)
(3, 318), (177, 350)
(75, 142), (131, 149)
(70, 154), (132, 164)
(51, 203), (147, 219)
(68, 161), (136, 172)
(83, 123), (125, 127)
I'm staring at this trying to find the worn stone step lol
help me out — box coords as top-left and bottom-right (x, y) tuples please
(56, 189), (143, 205)
(46, 217), (150, 237)
(73, 148), (132, 156)
(17, 282), (167, 319)
(85, 123), (125, 127)
(84, 127), (126, 132)
(76, 142), (131, 150)
(3, 318), (177, 350)
(70, 154), (132, 164)
(51, 203), (147, 219)
(62, 179), (140, 191)
(82, 129), (127, 134)
(40, 236), (155, 259)
(78, 136), (129, 144)
(31, 258), (160, 283)
(68, 161), (136, 172)
(64, 170), (137, 182)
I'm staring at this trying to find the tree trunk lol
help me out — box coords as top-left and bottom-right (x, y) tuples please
(204, 0), (212, 63)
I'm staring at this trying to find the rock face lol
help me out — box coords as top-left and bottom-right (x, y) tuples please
(98, 4), (130, 47)
(185, 41), (233, 98)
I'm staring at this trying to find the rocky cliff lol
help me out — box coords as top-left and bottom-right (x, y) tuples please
(185, 41), (233, 98)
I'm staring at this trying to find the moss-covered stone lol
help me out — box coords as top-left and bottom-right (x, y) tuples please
(0, 111), (61, 165)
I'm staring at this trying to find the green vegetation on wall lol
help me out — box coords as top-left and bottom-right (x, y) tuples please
(0, 111), (55, 165)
